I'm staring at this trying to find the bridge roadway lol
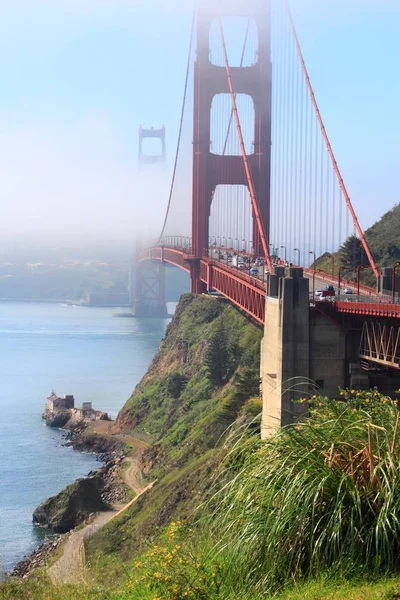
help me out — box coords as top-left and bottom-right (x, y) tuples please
(140, 244), (400, 324)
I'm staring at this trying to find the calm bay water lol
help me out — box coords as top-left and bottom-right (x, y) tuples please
(0, 302), (170, 571)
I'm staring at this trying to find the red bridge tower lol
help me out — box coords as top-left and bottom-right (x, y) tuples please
(190, 0), (272, 293)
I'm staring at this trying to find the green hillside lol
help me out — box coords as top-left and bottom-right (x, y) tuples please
(85, 294), (262, 581)
(316, 202), (400, 285)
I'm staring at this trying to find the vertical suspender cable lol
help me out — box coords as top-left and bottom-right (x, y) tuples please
(283, 23), (291, 260)
(288, 37), (295, 259)
(325, 152), (330, 250)
(293, 45), (300, 258)
(279, 12), (288, 259)
(275, 4), (284, 258)
(303, 81), (308, 256)
(314, 107), (318, 254)
(319, 134), (323, 255)
(332, 172), (336, 255)
(283, 0), (378, 278)
(298, 59), (304, 259)
(308, 102), (313, 258)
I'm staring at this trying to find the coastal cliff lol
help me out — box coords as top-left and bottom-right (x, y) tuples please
(33, 478), (109, 533)
(85, 293), (263, 577)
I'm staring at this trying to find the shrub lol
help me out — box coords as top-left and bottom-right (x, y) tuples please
(208, 390), (400, 594)
(119, 521), (223, 599)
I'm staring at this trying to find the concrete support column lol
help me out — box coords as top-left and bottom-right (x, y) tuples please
(261, 267), (309, 439)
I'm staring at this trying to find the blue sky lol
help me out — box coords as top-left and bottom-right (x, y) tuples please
(0, 0), (398, 243)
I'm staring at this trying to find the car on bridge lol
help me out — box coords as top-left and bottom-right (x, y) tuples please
(344, 287), (353, 294)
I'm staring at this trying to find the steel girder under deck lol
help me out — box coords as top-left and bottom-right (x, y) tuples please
(359, 321), (400, 369)
(139, 247), (266, 325)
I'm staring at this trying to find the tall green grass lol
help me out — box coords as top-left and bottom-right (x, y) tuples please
(207, 390), (400, 595)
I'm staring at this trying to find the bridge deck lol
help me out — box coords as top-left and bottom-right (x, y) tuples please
(139, 245), (400, 324)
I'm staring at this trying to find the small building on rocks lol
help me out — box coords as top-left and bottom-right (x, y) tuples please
(46, 392), (75, 412)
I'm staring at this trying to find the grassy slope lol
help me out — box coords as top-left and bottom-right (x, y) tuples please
(4, 572), (400, 599)
(84, 293), (262, 582)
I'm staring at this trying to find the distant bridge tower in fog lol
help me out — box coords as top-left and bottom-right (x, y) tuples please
(132, 125), (168, 316)
(138, 125), (166, 167)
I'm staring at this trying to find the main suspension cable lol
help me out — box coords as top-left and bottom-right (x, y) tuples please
(218, 17), (273, 273)
(283, 0), (378, 278)
(157, 9), (195, 244)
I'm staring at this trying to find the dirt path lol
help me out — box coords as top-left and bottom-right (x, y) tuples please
(120, 436), (148, 495)
(48, 511), (116, 585)
(48, 437), (153, 585)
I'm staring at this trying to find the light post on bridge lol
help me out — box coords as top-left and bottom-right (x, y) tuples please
(280, 245), (287, 263)
(269, 243), (274, 258)
(293, 247), (300, 266)
(357, 265), (366, 298)
(392, 261), (400, 303)
(241, 239), (246, 253)
(309, 250), (316, 300)
(234, 238), (239, 252)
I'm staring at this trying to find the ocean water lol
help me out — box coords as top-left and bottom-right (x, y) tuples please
(0, 302), (170, 571)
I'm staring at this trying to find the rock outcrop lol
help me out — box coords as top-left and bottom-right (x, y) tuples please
(43, 410), (72, 428)
(33, 478), (109, 533)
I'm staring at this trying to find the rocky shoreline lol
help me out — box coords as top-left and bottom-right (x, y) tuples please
(10, 423), (128, 579)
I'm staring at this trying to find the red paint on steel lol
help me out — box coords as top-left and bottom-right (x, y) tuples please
(335, 301), (400, 318)
(141, 246), (265, 325)
(218, 17), (273, 274)
(141, 245), (400, 323)
(191, 2), (272, 293)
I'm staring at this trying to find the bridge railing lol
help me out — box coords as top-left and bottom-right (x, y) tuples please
(316, 295), (400, 306)
(348, 295), (400, 305)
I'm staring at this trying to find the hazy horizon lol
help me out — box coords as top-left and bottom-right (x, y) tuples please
(0, 0), (398, 247)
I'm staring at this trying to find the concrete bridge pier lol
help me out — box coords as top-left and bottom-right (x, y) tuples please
(261, 267), (349, 439)
(261, 267), (310, 438)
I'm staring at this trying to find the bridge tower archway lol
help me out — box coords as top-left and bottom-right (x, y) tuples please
(191, 0), (272, 293)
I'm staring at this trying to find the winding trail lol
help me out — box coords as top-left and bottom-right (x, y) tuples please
(48, 435), (154, 585)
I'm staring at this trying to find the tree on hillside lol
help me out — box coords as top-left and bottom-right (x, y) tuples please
(205, 321), (236, 386)
(339, 235), (370, 270)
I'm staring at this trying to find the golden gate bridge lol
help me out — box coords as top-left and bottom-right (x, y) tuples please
(133, 0), (400, 406)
